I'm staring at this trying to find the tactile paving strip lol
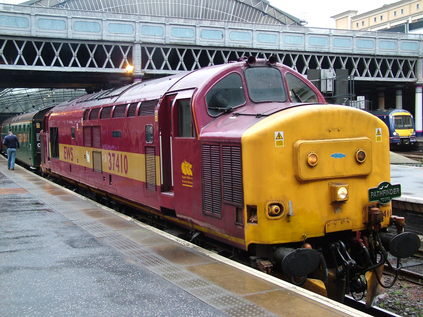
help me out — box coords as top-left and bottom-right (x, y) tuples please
(57, 209), (276, 317)
(2, 166), (277, 317)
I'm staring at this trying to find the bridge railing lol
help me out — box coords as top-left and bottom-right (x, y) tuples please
(1, 3), (422, 58)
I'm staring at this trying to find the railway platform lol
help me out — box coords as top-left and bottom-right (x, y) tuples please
(0, 157), (367, 317)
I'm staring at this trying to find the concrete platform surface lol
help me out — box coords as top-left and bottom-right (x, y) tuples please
(391, 164), (423, 203)
(0, 157), (367, 317)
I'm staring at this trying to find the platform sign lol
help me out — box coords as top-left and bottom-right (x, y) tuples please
(274, 131), (284, 147)
(368, 182), (401, 204)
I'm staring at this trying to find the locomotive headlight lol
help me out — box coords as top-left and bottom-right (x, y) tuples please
(393, 131), (399, 136)
(330, 183), (349, 202)
(355, 149), (367, 164)
(337, 187), (348, 200)
(307, 152), (318, 167)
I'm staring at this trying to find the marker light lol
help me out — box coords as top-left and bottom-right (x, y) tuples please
(355, 149), (367, 164)
(330, 183), (349, 202)
(307, 152), (318, 167)
(267, 203), (284, 218)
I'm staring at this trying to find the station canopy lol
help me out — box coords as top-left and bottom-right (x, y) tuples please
(0, 88), (85, 115)
(23, 0), (302, 25)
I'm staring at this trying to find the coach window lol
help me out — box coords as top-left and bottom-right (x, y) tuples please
(206, 73), (245, 116)
(176, 99), (195, 137)
(285, 73), (318, 103)
(127, 102), (138, 117)
(83, 109), (89, 120)
(139, 99), (158, 116)
(71, 127), (75, 139)
(50, 127), (59, 158)
(245, 67), (286, 102)
(112, 104), (127, 118)
(100, 106), (112, 119)
(89, 108), (100, 120)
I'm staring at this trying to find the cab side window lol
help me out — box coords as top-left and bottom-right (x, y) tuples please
(286, 73), (318, 103)
(206, 73), (245, 116)
(176, 99), (195, 138)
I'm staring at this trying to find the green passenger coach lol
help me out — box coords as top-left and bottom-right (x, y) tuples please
(1, 107), (52, 168)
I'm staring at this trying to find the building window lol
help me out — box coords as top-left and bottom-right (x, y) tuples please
(380, 15), (383, 21)
(356, 22), (359, 28)
(394, 11), (397, 16)
(374, 17), (377, 22)
(417, 3), (420, 9)
(401, 9), (404, 14)
(361, 21), (364, 26)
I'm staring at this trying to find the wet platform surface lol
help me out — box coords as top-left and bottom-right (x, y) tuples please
(391, 164), (423, 204)
(0, 157), (366, 317)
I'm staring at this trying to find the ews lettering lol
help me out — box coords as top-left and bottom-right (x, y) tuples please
(63, 146), (74, 161)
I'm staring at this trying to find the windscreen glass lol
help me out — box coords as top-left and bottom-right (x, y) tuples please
(394, 115), (413, 129)
(245, 67), (286, 102)
(206, 73), (246, 116)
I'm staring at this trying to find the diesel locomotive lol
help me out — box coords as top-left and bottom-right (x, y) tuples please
(3, 57), (420, 304)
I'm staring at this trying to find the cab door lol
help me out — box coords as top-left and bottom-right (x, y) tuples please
(171, 90), (200, 216)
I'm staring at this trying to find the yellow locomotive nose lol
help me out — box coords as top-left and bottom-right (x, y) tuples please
(242, 104), (391, 247)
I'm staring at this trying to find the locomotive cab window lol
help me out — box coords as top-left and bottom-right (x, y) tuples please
(175, 99), (195, 138)
(206, 73), (245, 116)
(245, 67), (286, 102)
(393, 115), (413, 129)
(286, 73), (318, 103)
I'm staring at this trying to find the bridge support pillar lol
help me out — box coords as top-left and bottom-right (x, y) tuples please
(377, 90), (385, 110)
(395, 89), (403, 109)
(415, 85), (423, 136)
(133, 43), (143, 82)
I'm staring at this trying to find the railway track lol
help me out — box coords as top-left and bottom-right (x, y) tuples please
(395, 151), (423, 162)
(344, 296), (402, 317)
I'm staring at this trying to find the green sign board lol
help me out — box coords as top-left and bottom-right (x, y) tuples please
(368, 182), (401, 204)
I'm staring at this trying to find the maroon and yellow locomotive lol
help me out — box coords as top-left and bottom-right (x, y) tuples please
(39, 58), (420, 304)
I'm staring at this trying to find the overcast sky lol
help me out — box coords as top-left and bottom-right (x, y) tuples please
(1, 0), (396, 29)
(269, 0), (396, 28)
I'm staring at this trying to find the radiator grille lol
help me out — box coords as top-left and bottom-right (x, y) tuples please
(145, 146), (156, 191)
(222, 145), (243, 206)
(202, 144), (221, 214)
